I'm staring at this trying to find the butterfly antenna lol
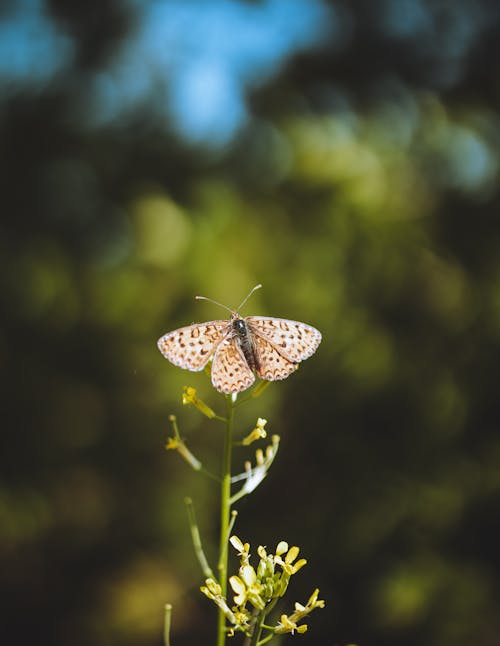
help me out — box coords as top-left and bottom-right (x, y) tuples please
(236, 284), (262, 312)
(195, 294), (233, 314)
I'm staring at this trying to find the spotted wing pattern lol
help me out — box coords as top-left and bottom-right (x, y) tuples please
(157, 320), (230, 371)
(211, 337), (255, 394)
(252, 333), (298, 381)
(247, 316), (322, 363)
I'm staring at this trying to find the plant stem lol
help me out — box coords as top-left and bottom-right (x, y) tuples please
(216, 394), (236, 646)
(185, 497), (215, 580)
(249, 610), (265, 646)
(163, 604), (172, 646)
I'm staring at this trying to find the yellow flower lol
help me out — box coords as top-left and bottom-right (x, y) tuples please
(276, 541), (288, 556)
(165, 435), (201, 471)
(230, 535), (250, 562)
(304, 588), (326, 611)
(229, 574), (247, 606)
(275, 614), (308, 634)
(274, 588), (325, 633)
(241, 418), (268, 445)
(182, 386), (216, 418)
(200, 577), (222, 598)
(229, 565), (265, 610)
(165, 436), (179, 450)
(203, 536), (324, 638)
(275, 544), (307, 575)
(200, 578), (237, 624)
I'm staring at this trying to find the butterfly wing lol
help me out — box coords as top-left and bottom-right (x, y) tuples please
(211, 337), (255, 394)
(157, 320), (230, 371)
(246, 317), (322, 363)
(252, 333), (298, 382)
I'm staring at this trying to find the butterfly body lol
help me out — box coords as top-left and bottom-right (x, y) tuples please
(231, 315), (260, 374)
(158, 306), (321, 394)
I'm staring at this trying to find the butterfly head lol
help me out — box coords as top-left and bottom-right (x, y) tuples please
(231, 315), (247, 335)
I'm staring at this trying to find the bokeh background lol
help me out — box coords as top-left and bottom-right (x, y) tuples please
(2, 1), (500, 644)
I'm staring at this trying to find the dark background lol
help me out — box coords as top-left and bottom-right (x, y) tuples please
(1, 1), (500, 644)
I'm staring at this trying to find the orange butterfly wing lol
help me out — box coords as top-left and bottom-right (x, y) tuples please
(157, 321), (230, 371)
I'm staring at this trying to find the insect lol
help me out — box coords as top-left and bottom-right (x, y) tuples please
(157, 285), (322, 394)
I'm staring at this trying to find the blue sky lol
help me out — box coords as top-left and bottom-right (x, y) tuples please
(0, 0), (335, 146)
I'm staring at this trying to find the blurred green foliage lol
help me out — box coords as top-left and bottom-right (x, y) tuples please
(1, 1), (500, 645)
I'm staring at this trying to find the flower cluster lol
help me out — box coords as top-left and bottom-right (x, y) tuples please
(200, 535), (324, 637)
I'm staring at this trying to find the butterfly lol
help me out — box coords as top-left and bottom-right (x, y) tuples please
(157, 285), (322, 394)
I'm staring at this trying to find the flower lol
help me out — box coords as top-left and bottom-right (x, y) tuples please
(275, 588), (325, 634)
(230, 565), (266, 610)
(182, 386), (216, 418)
(276, 614), (308, 634)
(165, 436), (179, 450)
(229, 535), (250, 563)
(242, 418), (268, 445)
(200, 578), (238, 625)
(203, 537), (324, 639)
(165, 435), (201, 471)
(275, 544), (307, 575)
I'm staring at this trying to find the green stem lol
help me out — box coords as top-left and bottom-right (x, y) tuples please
(163, 604), (172, 646)
(256, 633), (275, 646)
(185, 497), (215, 580)
(217, 394), (236, 646)
(248, 597), (279, 646)
(249, 610), (265, 646)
